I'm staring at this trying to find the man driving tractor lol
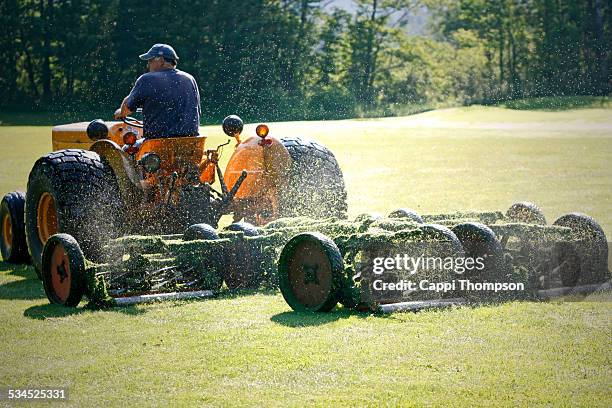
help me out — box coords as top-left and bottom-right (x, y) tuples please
(114, 43), (201, 138)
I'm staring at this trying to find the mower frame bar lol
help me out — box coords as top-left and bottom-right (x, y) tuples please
(376, 281), (611, 313)
(113, 289), (215, 306)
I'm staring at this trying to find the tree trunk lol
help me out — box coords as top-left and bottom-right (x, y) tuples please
(509, 29), (520, 98)
(18, 23), (40, 100)
(363, 0), (378, 107)
(498, 30), (504, 94)
(40, 0), (53, 103)
(593, 0), (608, 95)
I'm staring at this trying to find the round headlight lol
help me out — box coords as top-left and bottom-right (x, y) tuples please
(222, 115), (244, 137)
(86, 119), (108, 141)
(139, 152), (161, 173)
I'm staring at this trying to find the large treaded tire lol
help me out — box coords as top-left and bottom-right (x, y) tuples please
(25, 149), (123, 276)
(553, 213), (609, 285)
(278, 136), (347, 220)
(1, 191), (29, 263)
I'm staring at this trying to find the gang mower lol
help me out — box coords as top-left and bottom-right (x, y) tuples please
(14, 198), (609, 309)
(275, 203), (611, 312)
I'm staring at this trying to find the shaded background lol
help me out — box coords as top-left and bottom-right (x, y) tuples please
(0, 0), (610, 123)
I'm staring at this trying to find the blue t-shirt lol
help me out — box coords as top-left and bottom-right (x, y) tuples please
(126, 68), (201, 138)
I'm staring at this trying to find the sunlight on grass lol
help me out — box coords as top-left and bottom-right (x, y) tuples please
(0, 104), (610, 406)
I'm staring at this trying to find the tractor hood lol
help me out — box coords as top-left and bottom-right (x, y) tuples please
(52, 121), (142, 151)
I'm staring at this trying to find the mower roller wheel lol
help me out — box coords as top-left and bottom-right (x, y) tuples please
(0, 191), (29, 263)
(41, 233), (86, 307)
(552, 241), (581, 287)
(278, 232), (344, 312)
(451, 222), (504, 281)
(419, 224), (463, 254)
(183, 223), (219, 241)
(389, 208), (424, 224)
(223, 222), (264, 290)
(553, 213), (609, 285)
(414, 224), (464, 298)
(182, 223), (223, 291)
(25, 149), (123, 277)
(225, 221), (260, 236)
(354, 212), (382, 232)
(355, 212), (382, 222)
(506, 202), (546, 225)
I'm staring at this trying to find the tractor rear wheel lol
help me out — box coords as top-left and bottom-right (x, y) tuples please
(25, 149), (122, 277)
(278, 137), (347, 220)
(278, 232), (344, 312)
(1, 191), (29, 263)
(41, 233), (86, 307)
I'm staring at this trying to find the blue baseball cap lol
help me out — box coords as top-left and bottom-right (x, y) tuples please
(139, 44), (180, 61)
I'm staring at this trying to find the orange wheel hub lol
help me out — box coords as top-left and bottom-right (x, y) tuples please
(2, 212), (12, 252)
(50, 242), (71, 303)
(37, 192), (58, 244)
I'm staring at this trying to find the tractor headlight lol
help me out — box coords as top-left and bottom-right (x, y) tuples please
(222, 115), (244, 137)
(139, 152), (161, 173)
(86, 119), (108, 141)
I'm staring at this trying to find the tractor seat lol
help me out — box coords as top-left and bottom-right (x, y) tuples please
(135, 136), (207, 171)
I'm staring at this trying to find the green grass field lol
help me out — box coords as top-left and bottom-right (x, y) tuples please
(0, 103), (611, 406)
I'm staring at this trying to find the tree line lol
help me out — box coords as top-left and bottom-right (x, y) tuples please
(0, 0), (610, 123)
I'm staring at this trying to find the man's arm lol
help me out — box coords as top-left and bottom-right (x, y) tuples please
(113, 97), (132, 119)
(114, 75), (147, 119)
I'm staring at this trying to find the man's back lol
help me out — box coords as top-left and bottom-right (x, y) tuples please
(126, 68), (201, 138)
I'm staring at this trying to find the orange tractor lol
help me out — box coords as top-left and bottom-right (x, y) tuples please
(0, 114), (347, 275)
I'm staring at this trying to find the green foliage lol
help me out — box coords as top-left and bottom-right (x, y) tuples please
(500, 96), (612, 111)
(436, 0), (612, 100)
(3, 0), (609, 121)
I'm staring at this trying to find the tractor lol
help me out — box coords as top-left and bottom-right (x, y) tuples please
(0, 114), (347, 278)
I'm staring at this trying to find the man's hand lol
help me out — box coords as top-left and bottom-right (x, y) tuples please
(114, 97), (133, 119)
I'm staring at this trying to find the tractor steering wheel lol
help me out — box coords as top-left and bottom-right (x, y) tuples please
(123, 116), (144, 128)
